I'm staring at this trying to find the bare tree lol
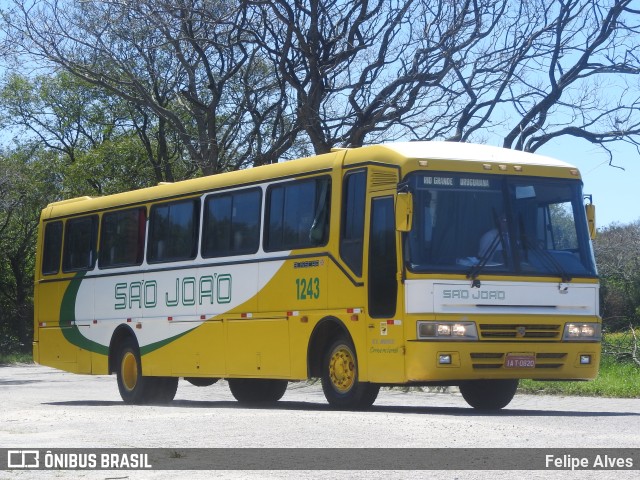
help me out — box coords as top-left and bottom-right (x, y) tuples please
(427, 0), (640, 161)
(3, 0), (639, 167)
(502, 1), (640, 157)
(245, 0), (507, 153)
(2, 0), (296, 175)
(245, 0), (640, 159)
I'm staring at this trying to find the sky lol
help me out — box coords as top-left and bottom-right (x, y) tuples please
(1, 1), (636, 230)
(538, 139), (639, 229)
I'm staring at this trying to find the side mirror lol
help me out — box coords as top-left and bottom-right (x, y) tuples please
(585, 203), (596, 239)
(395, 192), (413, 232)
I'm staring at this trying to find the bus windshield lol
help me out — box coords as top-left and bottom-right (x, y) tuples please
(405, 172), (597, 278)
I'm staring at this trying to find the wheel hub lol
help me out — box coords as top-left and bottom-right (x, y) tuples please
(329, 346), (355, 392)
(121, 351), (138, 392)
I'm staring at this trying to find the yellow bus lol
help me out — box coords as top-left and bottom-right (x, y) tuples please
(33, 141), (601, 410)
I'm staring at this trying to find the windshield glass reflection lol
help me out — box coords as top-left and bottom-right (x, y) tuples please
(405, 172), (597, 278)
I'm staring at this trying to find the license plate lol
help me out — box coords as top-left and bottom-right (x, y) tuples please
(505, 353), (536, 369)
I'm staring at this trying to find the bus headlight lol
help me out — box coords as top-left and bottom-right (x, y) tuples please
(562, 323), (601, 341)
(417, 321), (478, 341)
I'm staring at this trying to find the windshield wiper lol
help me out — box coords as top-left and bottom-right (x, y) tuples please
(519, 235), (572, 283)
(517, 215), (572, 283)
(467, 212), (508, 281)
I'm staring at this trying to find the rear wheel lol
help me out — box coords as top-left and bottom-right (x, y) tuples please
(459, 379), (519, 410)
(116, 338), (177, 404)
(228, 378), (288, 403)
(321, 336), (379, 409)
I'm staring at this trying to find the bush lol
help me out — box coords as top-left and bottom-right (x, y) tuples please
(602, 328), (640, 367)
(0, 324), (24, 356)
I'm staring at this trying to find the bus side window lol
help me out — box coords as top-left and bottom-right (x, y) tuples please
(99, 208), (146, 269)
(62, 216), (98, 272)
(202, 188), (261, 258)
(147, 199), (200, 264)
(42, 221), (63, 275)
(265, 177), (331, 252)
(340, 170), (366, 276)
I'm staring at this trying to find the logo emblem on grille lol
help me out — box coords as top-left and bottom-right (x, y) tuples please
(516, 326), (527, 338)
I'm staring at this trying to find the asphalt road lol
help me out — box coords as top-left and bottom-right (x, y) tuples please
(1, 363), (638, 480)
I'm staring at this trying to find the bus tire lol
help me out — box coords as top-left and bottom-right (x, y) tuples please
(185, 377), (219, 387)
(228, 378), (288, 403)
(149, 377), (179, 404)
(116, 338), (177, 404)
(459, 379), (519, 410)
(321, 336), (379, 409)
(116, 338), (151, 404)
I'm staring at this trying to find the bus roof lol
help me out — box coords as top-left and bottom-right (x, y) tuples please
(43, 141), (578, 218)
(350, 141), (576, 169)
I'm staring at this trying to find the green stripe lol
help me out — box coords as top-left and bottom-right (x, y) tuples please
(139, 330), (192, 356)
(60, 272), (194, 356)
(60, 272), (109, 355)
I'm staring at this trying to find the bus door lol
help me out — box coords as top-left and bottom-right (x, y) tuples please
(365, 174), (405, 383)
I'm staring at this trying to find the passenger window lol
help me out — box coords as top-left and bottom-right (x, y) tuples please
(340, 170), (366, 276)
(265, 177), (331, 251)
(147, 199), (200, 263)
(42, 221), (63, 275)
(62, 216), (98, 272)
(202, 188), (261, 258)
(99, 208), (146, 268)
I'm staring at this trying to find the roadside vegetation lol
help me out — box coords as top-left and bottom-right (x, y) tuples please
(520, 356), (640, 398)
(520, 330), (640, 398)
(0, 352), (31, 365)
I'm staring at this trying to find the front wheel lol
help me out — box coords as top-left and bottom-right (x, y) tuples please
(321, 336), (379, 410)
(228, 378), (288, 403)
(459, 379), (519, 410)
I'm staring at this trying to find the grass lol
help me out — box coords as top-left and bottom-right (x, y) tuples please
(520, 330), (640, 398)
(0, 352), (33, 365)
(519, 355), (640, 398)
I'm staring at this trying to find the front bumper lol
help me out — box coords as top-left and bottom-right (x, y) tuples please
(405, 340), (600, 382)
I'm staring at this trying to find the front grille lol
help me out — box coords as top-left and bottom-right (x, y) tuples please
(536, 352), (567, 359)
(479, 324), (561, 340)
(470, 353), (504, 359)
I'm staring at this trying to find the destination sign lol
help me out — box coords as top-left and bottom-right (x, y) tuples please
(419, 175), (496, 190)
